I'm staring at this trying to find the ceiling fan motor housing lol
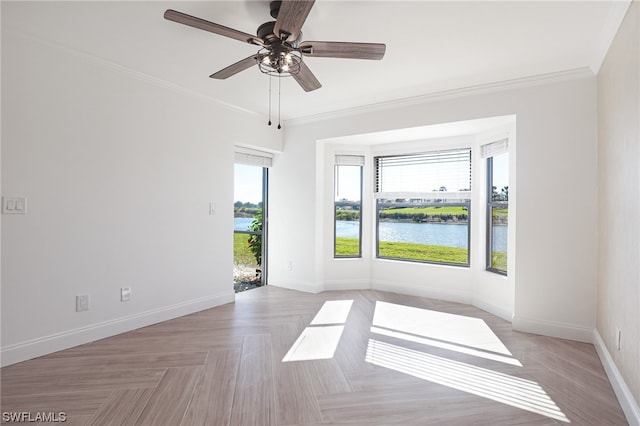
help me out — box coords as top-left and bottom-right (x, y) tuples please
(257, 20), (302, 47)
(257, 21), (279, 44)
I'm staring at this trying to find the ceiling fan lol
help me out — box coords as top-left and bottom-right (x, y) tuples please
(164, 0), (386, 93)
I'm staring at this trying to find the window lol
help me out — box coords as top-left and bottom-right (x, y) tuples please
(374, 148), (472, 266)
(484, 140), (508, 275)
(334, 156), (364, 258)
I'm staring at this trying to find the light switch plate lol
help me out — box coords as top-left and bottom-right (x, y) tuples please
(76, 294), (89, 312)
(2, 196), (27, 215)
(121, 287), (131, 302)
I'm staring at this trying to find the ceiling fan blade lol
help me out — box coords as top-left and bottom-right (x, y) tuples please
(273, 1), (315, 41)
(210, 54), (265, 79)
(299, 41), (386, 60)
(164, 9), (263, 46)
(292, 62), (321, 92)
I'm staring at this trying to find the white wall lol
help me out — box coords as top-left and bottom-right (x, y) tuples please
(597, 0), (640, 417)
(0, 30), (281, 366)
(270, 71), (598, 342)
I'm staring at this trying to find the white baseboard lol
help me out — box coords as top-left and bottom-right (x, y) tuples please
(511, 315), (594, 343)
(472, 296), (513, 323)
(323, 279), (371, 291)
(371, 279), (472, 305)
(593, 329), (640, 426)
(269, 280), (324, 294)
(0, 292), (235, 367)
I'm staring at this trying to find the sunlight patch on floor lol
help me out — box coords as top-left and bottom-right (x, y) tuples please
(282, 325), (346, 362)
(311, 300), (354, 325)
(370, 326), (522, 366)
(282, 300), (353, 362)
(365, 339), (570, 423)
(372, 301), (521, 366)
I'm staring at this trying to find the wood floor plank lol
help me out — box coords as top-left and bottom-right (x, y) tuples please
(181, 349), (241, 426)
(39, 414), (94, 426)
(87, 387), (155, 425)
(229, 335), (276, 426)
(44, 332), (243, 359)
(1, 351), (208, 379)
(0, 369), (164, 397)
(134, 366), (202, 425)
(1, 390), (111, 418)
(270, 320), (324, 425)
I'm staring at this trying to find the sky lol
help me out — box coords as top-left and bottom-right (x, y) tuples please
(335, 165), (362, 201)
(492, 153), (509, 191)
(234, 164), (264, 204)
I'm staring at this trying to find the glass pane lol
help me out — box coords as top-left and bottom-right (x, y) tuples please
(234, 164), (264, 291)
(487, 151), (508, 274)
(377, 200), (469, 265)
(490, 153), (509, 202)
(234, 164), (263, 230)
(335, 165), (362, 257)
(491, 206), (508, 272)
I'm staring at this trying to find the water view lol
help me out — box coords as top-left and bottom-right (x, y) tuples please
(337, 220), (507, 251)
(234, 217), (254, 232)
(235, 218), (507, 252)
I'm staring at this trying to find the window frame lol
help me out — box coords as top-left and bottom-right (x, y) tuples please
(373, 148), (473, 267)
(233, 162), (269, 287)
(334, 163), (363, 259)
(486, 156), (508, 275)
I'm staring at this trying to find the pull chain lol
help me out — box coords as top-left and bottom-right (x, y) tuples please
(277, 76), (282, 130)
(268, 75), (272, 126)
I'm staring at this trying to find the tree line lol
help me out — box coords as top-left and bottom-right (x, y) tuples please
(234, 201), (262, 217)
(335, 210), (469, 223)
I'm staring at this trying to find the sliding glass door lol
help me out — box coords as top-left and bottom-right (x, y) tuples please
(234, 164), (268, 292)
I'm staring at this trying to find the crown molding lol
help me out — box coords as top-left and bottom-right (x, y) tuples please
(285, 67), (595, 127)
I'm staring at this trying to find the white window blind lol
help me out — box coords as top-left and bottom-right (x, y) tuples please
(335, 155), (365, 166)
(375, 148), (471, 199)
(480, 138), (508, 159)
(234, 147), (273, 167)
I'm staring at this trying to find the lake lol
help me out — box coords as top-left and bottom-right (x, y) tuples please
(234, 217), (255, 231)
(234, 218), (507, 251)
(337, 220), (508, 251)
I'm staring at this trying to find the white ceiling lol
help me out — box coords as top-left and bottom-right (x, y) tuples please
(3, 1), (631, 122)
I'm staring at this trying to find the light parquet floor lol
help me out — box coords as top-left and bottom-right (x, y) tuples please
(1, 286), (628, 425)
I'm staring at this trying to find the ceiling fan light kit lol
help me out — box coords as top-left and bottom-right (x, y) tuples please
(164, 0), (386, 127)
(257, 47), (303, 77)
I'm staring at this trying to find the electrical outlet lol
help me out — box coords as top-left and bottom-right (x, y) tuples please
(76, 294), (89, 312)
(121, 287), (131, 302)
(616, 328), (621, 351)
